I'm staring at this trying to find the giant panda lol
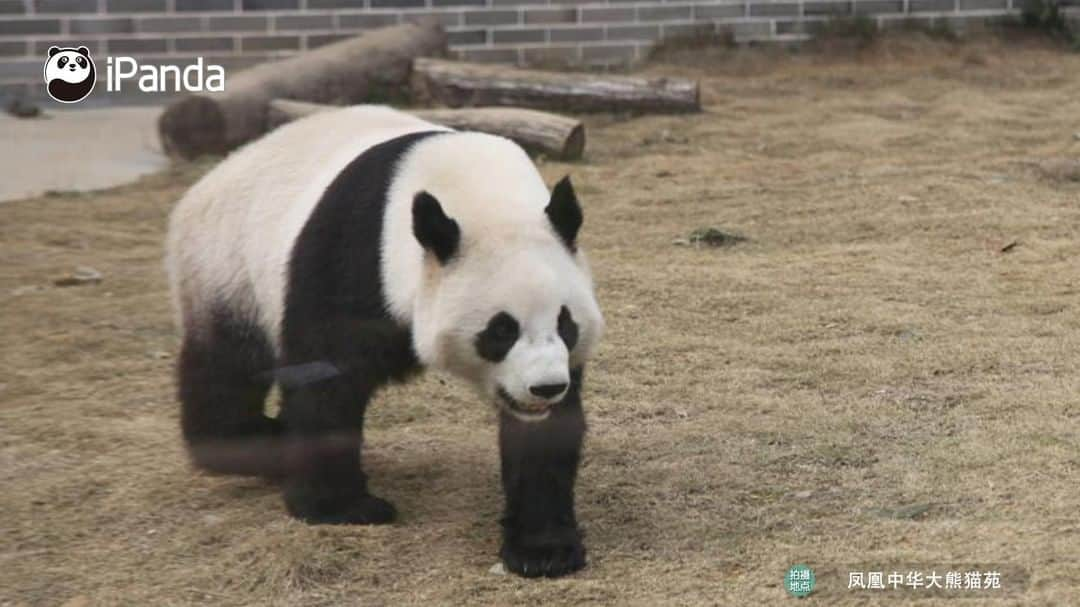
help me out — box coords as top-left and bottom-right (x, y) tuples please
(165, 105), (604, 578)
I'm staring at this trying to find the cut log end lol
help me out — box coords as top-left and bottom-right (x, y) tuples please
(158, 96), (227, 160)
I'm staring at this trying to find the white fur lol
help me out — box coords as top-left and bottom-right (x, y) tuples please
(384, 133), (603, 415)
(167, 105), (444, 345)
(166, 105), (603, 420)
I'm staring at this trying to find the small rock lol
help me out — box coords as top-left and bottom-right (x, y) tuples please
(11, 285), (44, 296)
(687, 227), (747, 248)
(895, 329), (922, 342)
(5, 95), (41, 119)
(152, 351), (171, 360)
(54, 266), (103, 287)
(898, 195), (918, 203)
(657, 129), (688, 144)
(1038, 158), (1080, 183)
(642, 130), (689, 146)
(672, 238), (690, 246)
(793, 490), (813, 499)
(1074, 132), (1080, 141)
(488, 563), (507, 575)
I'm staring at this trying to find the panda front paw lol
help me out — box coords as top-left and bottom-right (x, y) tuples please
(284, 483), (396, 526)
(500, 526), (586, 578)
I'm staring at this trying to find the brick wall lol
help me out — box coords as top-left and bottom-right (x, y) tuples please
(0, 0), (1022, 100)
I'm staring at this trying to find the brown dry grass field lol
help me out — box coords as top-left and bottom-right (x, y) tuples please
(2, 33), (1079, 606)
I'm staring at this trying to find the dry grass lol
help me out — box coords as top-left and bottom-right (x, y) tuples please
(3, 36), (1080, 606)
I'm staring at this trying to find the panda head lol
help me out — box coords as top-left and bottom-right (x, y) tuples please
(43, 46), (95, 103)
(410, 176), (603, 422)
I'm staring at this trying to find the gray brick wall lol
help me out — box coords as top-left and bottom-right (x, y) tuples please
(0, 0), (1022, 98)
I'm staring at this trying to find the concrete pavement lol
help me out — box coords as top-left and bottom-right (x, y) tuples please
(0, 105), (168, 203)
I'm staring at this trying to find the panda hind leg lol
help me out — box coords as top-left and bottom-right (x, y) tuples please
(177, 309), (283, 478)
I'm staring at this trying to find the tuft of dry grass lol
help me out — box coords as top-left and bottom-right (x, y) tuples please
(2, 39), (1079, 605)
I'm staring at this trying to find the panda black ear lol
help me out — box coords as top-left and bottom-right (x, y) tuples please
(546, 175), (582, 252)
(413, 191), (459, 265)
(48, 46), (61, 57)
(76, 46), (90, 56)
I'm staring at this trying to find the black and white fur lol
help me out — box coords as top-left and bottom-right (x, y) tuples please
(166, 106), (603, 578)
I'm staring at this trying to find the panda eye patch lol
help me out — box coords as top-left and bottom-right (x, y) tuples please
(58, 57), (68, 68)
(475, 312), (519, 363)
(558, 306), (578, 351)
(77, 57), (86, 68)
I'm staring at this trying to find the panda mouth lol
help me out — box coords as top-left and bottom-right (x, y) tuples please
(496, 387), (550, 420)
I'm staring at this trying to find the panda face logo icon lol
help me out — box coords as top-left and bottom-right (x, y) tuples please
(43, 46), (96, 103)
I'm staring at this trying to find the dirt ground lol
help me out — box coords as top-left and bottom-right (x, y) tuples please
(2, 34), (1079, 606)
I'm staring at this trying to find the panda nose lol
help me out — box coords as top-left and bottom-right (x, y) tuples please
(529, 383), (568, 399)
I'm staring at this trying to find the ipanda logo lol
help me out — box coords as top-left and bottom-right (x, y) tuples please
(43, 46), (225, 103)
(106, 56), (225, 94)
(43, 46), (96, 103)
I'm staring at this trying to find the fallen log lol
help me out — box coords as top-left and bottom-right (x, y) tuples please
(158, 22), (447, 159)
(267, 99), (586, 161)
(411, 58), (700, 114)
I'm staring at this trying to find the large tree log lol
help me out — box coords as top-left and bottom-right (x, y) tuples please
(411, 58), (700, 114)
(158, 22), (446, 159)
(267, 99), (586, 161)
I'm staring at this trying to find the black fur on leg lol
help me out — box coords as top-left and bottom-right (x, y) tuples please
(276, 318), (420, 525)
(178, 308), (283, 478)
(498, 367), (587, 578)
(278, 366), (398, 526)
(276, 132), (438, 525)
